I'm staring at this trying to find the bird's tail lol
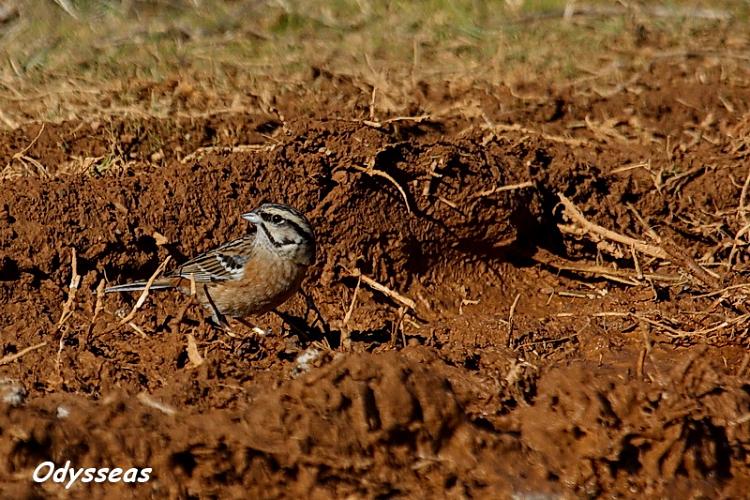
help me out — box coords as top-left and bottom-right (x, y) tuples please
(105, 279), (175, 293)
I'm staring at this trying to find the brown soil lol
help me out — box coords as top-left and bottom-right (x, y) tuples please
(2, 59), (750, 498)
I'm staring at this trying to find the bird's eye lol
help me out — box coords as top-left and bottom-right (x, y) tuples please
(271, 214), (284, 224)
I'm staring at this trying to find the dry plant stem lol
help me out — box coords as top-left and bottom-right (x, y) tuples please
(659, 237), (721, 288)
(738, 353), (750, 377)
(533, 249), (683, 284)
(12, 122), (44, 157)
(118, 256), (172, 326)
(341, 275), (361, 350)
(728, 222), (750, 267)
(476, 181), (534, 198)
(343, 275), (362, 325)
(728, 167), (750, 267)
(56, 327), (66, 378)
(347, 269), (416, 310)
(631, 245), (643, 279)
(136, 392), (176, 416)
(390, 306), (407, 347)
(180, 144), (271, 164)
(558, 193), (669, 260)
(634, 313), (750, 339)
(0, 123), (46, 179)
(484, 123), (587, 147)
(626, 202), (660, 241)
(127, 322), (148, 339)
(560, 194), (719, 288)
(57, 248), (81, 328)
(92, 279), (106, 323)
(636, 348), (647, 379)
(359, 114), (431, 129)
(507, 293), (521, 348)
(739, 166), (750, 224)
(696, 283), (750, 299)
(186, 334), (205, 368)
(0, 341), (47, 366)
(350, 165), (412, 213)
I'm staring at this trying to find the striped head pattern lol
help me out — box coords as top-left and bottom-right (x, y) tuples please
(242, 203), (316, 265)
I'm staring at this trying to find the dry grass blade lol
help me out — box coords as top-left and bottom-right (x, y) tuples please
(12, 123), (45, 158)
(1, 123), (45, 179)
(51, 0), (78, 19)
(118, 256), (172, 326)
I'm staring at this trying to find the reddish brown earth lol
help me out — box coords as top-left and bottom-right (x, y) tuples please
(2, 60), (750, 498)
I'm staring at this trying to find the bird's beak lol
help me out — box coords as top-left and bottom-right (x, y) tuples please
(242, 211), (262, 224)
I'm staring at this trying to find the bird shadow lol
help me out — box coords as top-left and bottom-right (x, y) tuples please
(273, 289), (338, 347)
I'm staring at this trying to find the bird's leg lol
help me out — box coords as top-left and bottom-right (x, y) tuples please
(200, 285), (268, 337)
(202, 284), (237, 337)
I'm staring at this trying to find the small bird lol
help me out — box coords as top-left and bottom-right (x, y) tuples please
(105, 203), (316, 324)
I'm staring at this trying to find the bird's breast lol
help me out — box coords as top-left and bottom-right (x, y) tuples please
(203, 256), (308, 318)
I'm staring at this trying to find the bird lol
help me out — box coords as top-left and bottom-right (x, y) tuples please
(105, 203), (316, 325)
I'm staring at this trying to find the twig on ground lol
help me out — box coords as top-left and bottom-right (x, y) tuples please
(346, 268), (416, 310)
(1, 123), (46, 179)
(626, 202), (660, 241)
(118, 256), (171, 326)
(558, 193), (669, 260)
(136, 392), (176, 415)
(359, 114), (432, 129)
(340, 274), (361, 350)
(696, 283), (750, 299)
(350, 164), (412, 213)
(559, 193), (719, 288)
(659, 237), (721, 288)
(483, 122), (588, 147)
(533, 249), (684, 284)
(92, 279), (106, 323)
(0, 341), (47, 366)
(127, 322), (149, 339)
(507, 293), (521, 348)
(475, 181), (534, 198)
(186, 334), (205, 368)
(57, 248), (81, 328)
(633, 313), (750, 339)
(729, 167), (750, 267)
(180, 144), (272, 164)
(391, 306), (407, 347)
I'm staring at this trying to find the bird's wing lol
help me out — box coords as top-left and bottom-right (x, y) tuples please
(166, 235), (255, 283)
